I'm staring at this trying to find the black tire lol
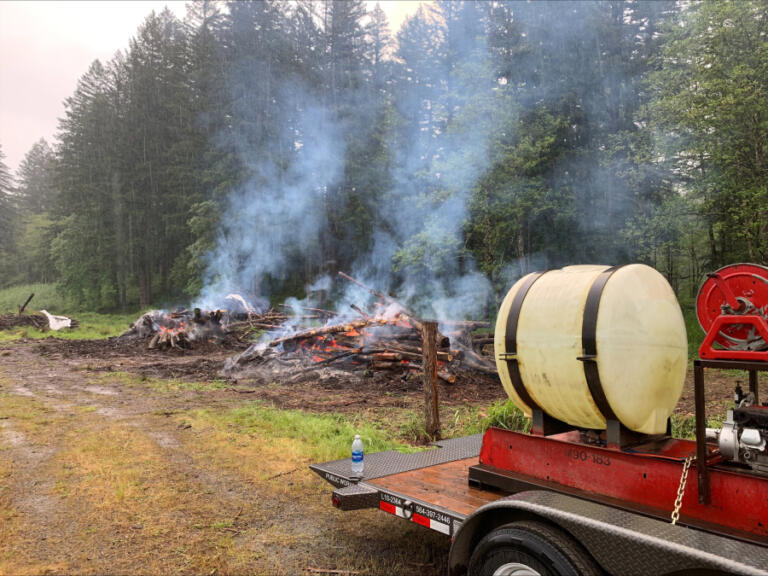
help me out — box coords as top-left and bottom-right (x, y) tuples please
(468, 520), (602, 576)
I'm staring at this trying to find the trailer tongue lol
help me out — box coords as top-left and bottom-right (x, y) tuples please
(311, 265), (768, 575)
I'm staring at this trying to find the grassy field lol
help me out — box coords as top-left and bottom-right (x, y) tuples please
(0, 283), (71, 314)
(0, 311), (139, 343)
(0, 283), (141, 342)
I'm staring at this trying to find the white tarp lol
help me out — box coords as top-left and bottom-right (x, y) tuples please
(40, 309), (72, 331)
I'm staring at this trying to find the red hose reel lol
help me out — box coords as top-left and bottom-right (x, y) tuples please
(696, 263), (768, 361)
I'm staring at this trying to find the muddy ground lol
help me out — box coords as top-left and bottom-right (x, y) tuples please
(0, 337), (745, 575)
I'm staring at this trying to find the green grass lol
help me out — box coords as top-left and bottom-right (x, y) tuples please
(681, 303), (704, 359)
(0, 282), (145, 341)
(148, 377), (231, 393)
(185, 401), (416, 462)
(0, 283), (70, 314)
(397, 399), (530, 442)
(671, 412), (725, 440)
(0, 311), (139, 342)
(95, 371), (233, 393)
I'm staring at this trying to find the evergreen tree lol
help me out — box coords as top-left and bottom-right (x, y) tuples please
(651, 0), (768, 266)
(324, 0), (387, 272)
(16, 139), (57, 214)
(223, 0), (288, 163)
(54, 60), (121, 308)
(0, 144), (16, 285)
(172, 0), (237, 298)
(124, 8), (195, 305)
(365, 3), (392, 98)
(13, 139), (58, 283)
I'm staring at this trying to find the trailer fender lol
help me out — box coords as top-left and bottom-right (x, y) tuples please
(449, 491), (768, 576)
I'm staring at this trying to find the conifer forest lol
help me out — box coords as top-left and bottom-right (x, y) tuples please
(2, 3), (768, 574)
(1, 0), (766, 316)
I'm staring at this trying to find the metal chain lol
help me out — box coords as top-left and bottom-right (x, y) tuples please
(671, 456), (694, 525)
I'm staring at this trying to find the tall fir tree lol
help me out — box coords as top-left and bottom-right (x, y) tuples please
(15, 139), (57, 214)
(124, 8), (196, 305)
(0, 144), (16, 284)
(14, 139), (58, 283)
(54, 60), (121, 308)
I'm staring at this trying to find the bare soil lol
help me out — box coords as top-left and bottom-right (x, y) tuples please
(0, 338), (747, 575)
(32, 336), (506, 415)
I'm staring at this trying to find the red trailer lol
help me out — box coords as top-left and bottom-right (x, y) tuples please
(311, 265), (768, 575)
(311, 361), (768, 575)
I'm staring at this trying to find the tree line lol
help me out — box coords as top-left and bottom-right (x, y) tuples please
(0, 0), (765, 312)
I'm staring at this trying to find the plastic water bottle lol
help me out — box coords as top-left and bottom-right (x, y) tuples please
(351, 434), (364, 476)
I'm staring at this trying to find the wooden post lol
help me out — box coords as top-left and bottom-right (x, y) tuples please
(422, 320), (441, 440)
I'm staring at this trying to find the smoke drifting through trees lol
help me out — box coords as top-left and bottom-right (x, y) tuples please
(2, 1), (766, 313)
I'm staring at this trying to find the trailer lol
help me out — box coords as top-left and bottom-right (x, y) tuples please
(311, 404), (768, 575)
(311, 265), (768, 575)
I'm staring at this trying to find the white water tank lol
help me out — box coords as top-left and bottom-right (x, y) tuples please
(494, 264), (687, 434)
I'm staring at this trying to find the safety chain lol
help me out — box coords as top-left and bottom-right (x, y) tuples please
(671, 456), (694, 525)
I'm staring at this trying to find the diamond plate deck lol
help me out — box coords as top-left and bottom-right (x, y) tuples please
(310, 434), (482, 485)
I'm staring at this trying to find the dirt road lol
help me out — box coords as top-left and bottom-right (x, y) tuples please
(0, 341), (452, 575)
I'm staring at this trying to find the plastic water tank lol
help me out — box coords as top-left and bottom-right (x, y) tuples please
(494, 264), (687, 434)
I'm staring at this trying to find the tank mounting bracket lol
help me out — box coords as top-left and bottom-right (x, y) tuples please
(531, 409), (573, 437)
(605, 419), (671, 450)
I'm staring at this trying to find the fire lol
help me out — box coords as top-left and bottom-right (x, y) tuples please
(146, 310), (224, 350)
(284, 319), (451, 376)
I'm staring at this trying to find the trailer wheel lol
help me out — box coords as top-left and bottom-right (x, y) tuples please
(467, 520), (601, 576)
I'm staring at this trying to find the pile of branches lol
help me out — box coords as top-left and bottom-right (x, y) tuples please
(120, 274), (498, 387)
(0, 293), (80, 332)
(124, 307), (336, 351)
(229, 272), (497, 381)
(0, 313), (48, 331)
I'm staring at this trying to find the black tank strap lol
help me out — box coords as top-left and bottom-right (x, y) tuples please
(579, 265), (623, 422)
(502, 272), (546, 412)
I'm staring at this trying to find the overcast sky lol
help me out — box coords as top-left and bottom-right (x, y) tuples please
(0, 1), (422, 175)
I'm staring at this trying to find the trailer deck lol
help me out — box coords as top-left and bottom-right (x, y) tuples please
(375, 458), (498, 517)
(311, 433), (768, 575)
(310, 434), (490, 537)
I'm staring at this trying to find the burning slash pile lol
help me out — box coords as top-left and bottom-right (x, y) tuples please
(120, 275), (498, 385)
(225, 274), (496, 384)
(124, 308), (281, 350)
(122, 295), (343, 352)
(125, 308), (229, 350)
